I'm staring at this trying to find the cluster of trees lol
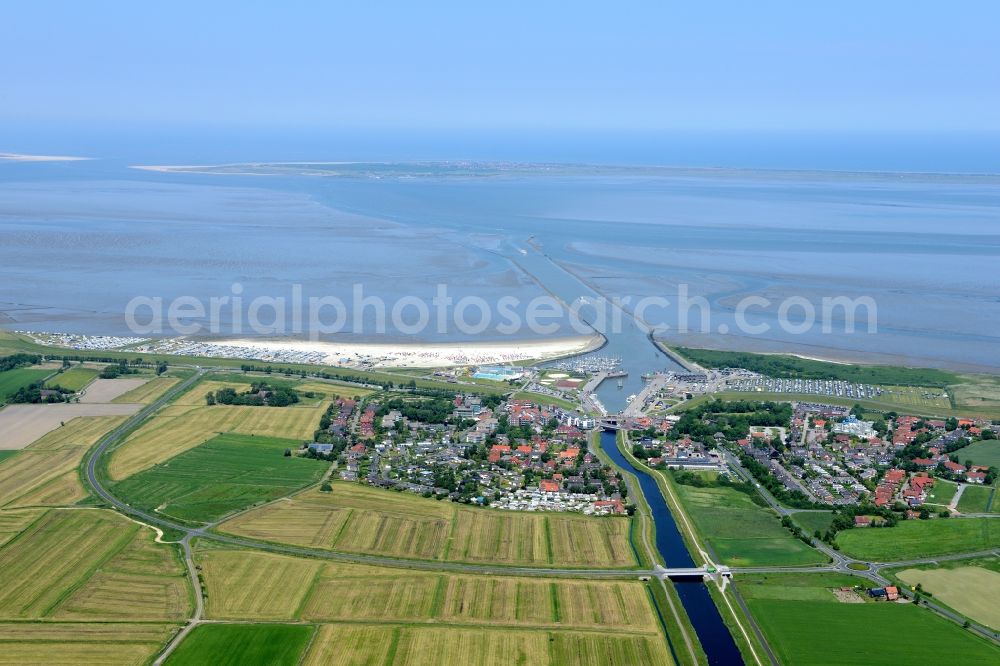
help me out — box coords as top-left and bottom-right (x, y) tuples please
(377, 396), (455, 424)
(99, 361), (139, 379)
(8, 383), (73, 404)
(205, 382), (300, 407)
(0, 353), (41, 372)
(673, 399), (793, 443)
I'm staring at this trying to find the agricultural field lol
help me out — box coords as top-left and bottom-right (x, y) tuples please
(301, 625), (396, 666)
(953, 439), (1000, 468)
(925, 480), (959, 506)
(741, 572), (1000, 665)
(0, 414), (128, 507)
(673, 479), (827, 566)
(219, 482), (636, 567)
(0, 402), (139, 451)
(166, 624), (314, 666)
(111, 376), (180, 403)
(108, 398), (327, 480)
(110, 433), (326, 523)
(790, 510), (835, 536)
(947, 374), (1000, 415)
(957, 485), (996, 514)
(44, 366), (99, 391)
(197, 547), (660, 634)
(0, 508), (45, 547)
(0, 367), (52, 400)
(0, 509), (189, 620)
(836, 517), (1000, 561)
(0, 623), (179, 666)
(78, 377), (149, 403)
(390, 627), (671, 666)
(897, 565), (1000, 630)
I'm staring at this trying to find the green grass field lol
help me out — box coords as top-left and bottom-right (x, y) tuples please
(672, 479), (827, 567)
(740, 572), (1000, 664)
(953, 440), (1000, 468)
(957, 485), (996, 514)
(925, 480), (959, 506)
(45, 366), (99, 392)
(0, 368), (52, 400)
(166, 624), (314, 666)
(790, 511), (835, 535)
(110, 433), (326, 523)
(511, 391), (580, 411)
(836, 517), (1000, 561)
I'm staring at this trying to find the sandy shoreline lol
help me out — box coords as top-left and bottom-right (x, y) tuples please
(145, 334), (605, 368)
(0, 152), (91, 162)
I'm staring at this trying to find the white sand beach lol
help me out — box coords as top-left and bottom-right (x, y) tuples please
(0, 152), (91, 162)
(152, 334), (605, 368)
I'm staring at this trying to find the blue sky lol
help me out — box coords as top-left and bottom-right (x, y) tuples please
(2, 1), (998, 134)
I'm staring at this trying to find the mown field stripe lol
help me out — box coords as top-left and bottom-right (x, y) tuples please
(544, 516), (554, 565)
(550, 582), (561, 623)
(383, 627), (401, 666)
(292, 567), (326, 620)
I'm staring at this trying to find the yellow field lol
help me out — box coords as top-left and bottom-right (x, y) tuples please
(302, 625), (396, 666)
(898, 566), (1000, 630)
(217, 500), (351, 548)
(6, 470), (86, 508)
(554, 580), (660, 632)
(196, 547), (661, 635)
(438, 577), (552, 626)
(450, 509), (549, 564)
(0, 623), (178, 666)
(333, 507), (450, 560)
(548, 517), (635, 568)
(112, 376), (179, 404)
(0, 508), (45, 547)
(220, 483), (637, 568)
(0, 509), (188, 620)
(108, 401), (327, 480)
(198, 548), (322, 620)
(302, 568), (439, 622)
(392, 626), (550, 666)
(53, 522), (190, 621)
(0, 415), (126, 507)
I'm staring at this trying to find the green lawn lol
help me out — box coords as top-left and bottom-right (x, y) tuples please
(790, 511), (835, 536)
(511, 391), (580, 411)
(45, 366), (99, 392)
(925, 480), (959, 506)
(957, 485), (996, 514)
(953, 440), (1000, 468)
(740, 573), (1000, 665)
(110, 433), (326, 523)
(0, 451), (18, 463)
(672, 477), (827, 567)
(836, 517), (1000, 561)
(0, 368), (52, 400)
(166, 624), (314, 666)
